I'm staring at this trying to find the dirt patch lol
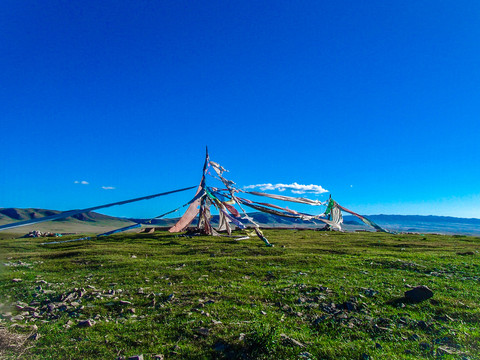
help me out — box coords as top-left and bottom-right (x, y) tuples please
(0, 327), (30, 358)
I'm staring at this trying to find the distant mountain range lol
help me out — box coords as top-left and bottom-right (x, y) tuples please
(1, 208), (479, 236)
(0, 208), (133, 234)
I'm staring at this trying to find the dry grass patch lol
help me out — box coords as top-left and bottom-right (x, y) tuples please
(0, 327), (30, 358)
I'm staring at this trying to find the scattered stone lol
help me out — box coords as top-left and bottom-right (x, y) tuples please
(28, 332), (41, 341)
(405, 286), (434, 302)
(298, 352), (313, 359)
(77, 319), (95, 328)
(362, 288), (379, 297)
(64, 320), (74, 329)
(238, 333), (245, 341)
(280, 333), (305, 348)
(436, 314), (454, 322)
(195, 327), (209, 336)
(436, 347), (452, 355)
(15, 303), (26, 311)
(119, 300), (132, 305)
(154, 355), (165, 360)
(127, 355), (143, 360)
(165, 293), (175, 302)
(131, 255), (137, 259)
(11, 279), (22, 283)
(343, 301), (357, 311)
(313, 315), (329, 325)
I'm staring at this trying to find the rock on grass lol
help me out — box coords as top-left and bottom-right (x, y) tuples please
(405, 286), (434, 302)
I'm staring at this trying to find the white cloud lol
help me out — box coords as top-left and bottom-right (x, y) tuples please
(102, 186), (115, 190)
(74, 180), (89, 185)
(244, 182), (329, 194)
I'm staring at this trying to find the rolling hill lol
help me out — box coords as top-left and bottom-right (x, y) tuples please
(0, 208), (134, 234)
(1, 208), (479, 236)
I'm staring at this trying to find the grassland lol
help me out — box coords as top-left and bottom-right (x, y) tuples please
(0, 230), (479, 359)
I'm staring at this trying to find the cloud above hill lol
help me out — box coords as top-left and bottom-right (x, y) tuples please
(244, 182), (328, 195)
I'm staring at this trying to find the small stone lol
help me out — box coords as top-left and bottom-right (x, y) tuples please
(405, 286), (434, 302)
(196, 327), (209, 336)
(436, 347), (455, 355)
(119, 300), (132, 305)
(343, 301), (356, 311)
(313, 315), (329, 325)
(28, 333), (41, 341)
(154, 355), (164, 360)
(280, 333), (305, 348)
(298, 352), (313, 359)
(127, 355), (143, 360)
(363, 288), (379, 297)
(77, 319), (95, 328)
(12, 279), (22, 283)
(64, 320), (74, 329)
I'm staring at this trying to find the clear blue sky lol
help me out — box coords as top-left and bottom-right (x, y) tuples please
(1, 1), (479, 219)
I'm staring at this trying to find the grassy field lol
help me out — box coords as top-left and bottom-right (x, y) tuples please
(0, 230), (479, 359)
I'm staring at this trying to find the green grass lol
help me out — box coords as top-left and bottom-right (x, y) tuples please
(0, 230), (479, 359)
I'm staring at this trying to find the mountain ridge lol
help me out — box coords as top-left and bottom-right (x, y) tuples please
(1, 208), (479, 235)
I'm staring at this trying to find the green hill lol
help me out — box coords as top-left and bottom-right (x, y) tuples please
(0, 208), (134, 235)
